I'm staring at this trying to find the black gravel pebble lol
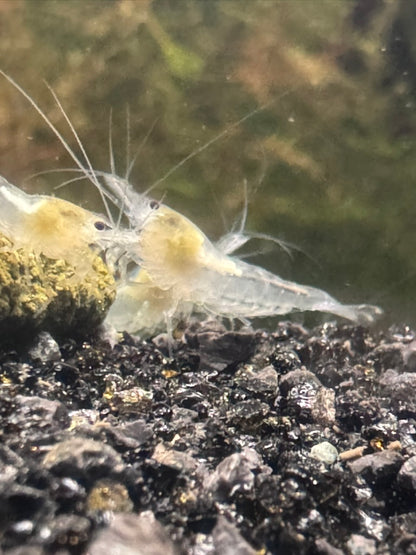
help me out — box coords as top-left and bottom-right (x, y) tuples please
(0, 320), (415, 554)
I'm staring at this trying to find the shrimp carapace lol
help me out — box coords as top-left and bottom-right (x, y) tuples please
(0, 176), (114, 272)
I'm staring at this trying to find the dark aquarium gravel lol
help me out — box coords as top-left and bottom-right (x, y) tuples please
(0, 320), (416, 554)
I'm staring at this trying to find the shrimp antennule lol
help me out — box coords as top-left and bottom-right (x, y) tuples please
(0, 70), (114, 226)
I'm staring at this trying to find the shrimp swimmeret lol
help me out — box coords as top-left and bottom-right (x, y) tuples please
(0, 70), (382, 335)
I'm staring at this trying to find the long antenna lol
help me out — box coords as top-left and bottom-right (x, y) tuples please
(146, 89), (292, 194)
(0, 70), (114, 225)
(44, 82), (114, 225)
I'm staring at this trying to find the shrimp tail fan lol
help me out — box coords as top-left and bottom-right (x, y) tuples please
(342, 304), (383, 325)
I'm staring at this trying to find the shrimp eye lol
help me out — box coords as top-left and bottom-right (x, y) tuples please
(94, 221), (110, 231)
(150, 200), (159, 210)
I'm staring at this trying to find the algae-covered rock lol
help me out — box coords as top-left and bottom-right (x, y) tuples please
(0, 233), (115, 338)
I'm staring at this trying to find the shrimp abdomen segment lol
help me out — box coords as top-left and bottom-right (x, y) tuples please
(197, 259), (382, 324)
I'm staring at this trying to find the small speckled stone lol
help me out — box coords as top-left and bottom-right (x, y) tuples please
(310, 442), (338, 465)
(10, 395), (69, 435)
(397, 455), (416, 492)
(348, 450), (403, 487)
(152, 443), (198, 472)
(212, 516), (256, 555)
(42, 514), (91, 552)
(43, 438), (125, 483)
(205, 447), (270, 498)
(234, 364), (278, 394)
(346, 534), (376, 555)
(187, 325), (256, 371)
(88, 512), (177, 555)
(28, 331), (61, 362)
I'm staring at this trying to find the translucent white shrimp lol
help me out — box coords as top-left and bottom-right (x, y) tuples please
(0, 71), (382, 336)
(0, 174), (117, 273)
(100, 173), (382, 334)
(0, 71), (133, 273)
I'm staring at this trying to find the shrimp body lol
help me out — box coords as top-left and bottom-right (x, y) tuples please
(0, 176), (114, 272)
(103, 177), (382, 332)
(187, 257), (381, 323)
(106, 202), (242, 332)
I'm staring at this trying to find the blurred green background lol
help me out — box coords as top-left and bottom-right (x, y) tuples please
(0, 0), (415, 326)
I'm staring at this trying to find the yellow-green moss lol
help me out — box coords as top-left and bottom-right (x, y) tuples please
(86, 479), (133, 513)
(0, 233), (115, 338)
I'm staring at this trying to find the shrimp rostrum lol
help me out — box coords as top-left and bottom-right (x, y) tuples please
(100, 174), (382, 335)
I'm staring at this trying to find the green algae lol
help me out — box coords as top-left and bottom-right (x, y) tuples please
(0, 233), (115, 338)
